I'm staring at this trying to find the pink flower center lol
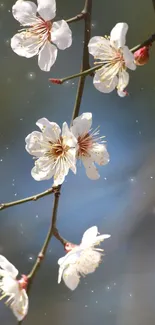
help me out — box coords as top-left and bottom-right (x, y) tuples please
(77, 133), (93, 157)
(18, 275), (28, 290)
(28, 17), (52, 42)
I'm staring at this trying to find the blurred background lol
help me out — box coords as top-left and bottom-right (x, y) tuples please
(0, 0), (155, 324)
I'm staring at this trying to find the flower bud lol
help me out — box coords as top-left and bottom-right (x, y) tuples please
(64, 242), (78, 252)
(49, 78), (62, 84)
(134, 46), (150, 66)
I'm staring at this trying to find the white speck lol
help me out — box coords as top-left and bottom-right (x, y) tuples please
(29, 257), (33, 260)
(85, 282), (87, 285)
(129, 293), (132, 297)
(44, 313), (47, 316)
(0, 3), (5, 9)
(139, 131), (142, 135)
(104, 177), (107, 180)
(20, 118), (23, 121)
(36, 215), (39, 218)
(72, 82), (75, 85)
(0, 159), (3, 162)
(85, 305), (88, 308)
(150, 176), (154, 179)
(91, 290), (94, 293)
(6, 147), (9, 150)
(27, 72), (36, 80)
(14, 193), (17, 196)
(91, 22), (96, 28)
(106, 286), (110, 291)
(130, 177), (135, 182)
(67, 298), (70, 301)
(113, 282), (116, 286)
(109, 310), (112, 313)
(136, 120), (139, 123)
(96, 301), (98, 304)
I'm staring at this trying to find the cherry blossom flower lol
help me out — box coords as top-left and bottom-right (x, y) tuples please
(88, 23), (136, 97)
(58, 226), (111, 290)
(71, 112), (109, 180)
(25, 118), (77, 186)
(11, 0), (72, 71)
(0, 255), (28, 321)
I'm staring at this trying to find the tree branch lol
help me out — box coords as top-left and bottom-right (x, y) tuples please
(0, 188), (54, 211)
(131, 33), (155, 52)
(18, 1), (93, 324)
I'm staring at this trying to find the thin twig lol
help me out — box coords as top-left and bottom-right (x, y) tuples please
(0, 188), (54, 211)
(66, 12), (86, 24)
(49, 64), (102, 85)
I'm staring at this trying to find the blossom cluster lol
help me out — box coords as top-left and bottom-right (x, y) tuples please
(10, 0), (140, 97)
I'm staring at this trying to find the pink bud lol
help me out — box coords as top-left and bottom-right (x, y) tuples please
(18, 275), (28, 290)
(49, 78), (62, 84)
(134, 46), (150, 66)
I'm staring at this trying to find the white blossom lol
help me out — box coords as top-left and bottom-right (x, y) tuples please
(25, 118), (77, 186)
(88, 23), (136, 97)
(58, 226), (111, 290)
(0, 255), (28, 321)
(11, 0), (72, 71)
(71, 112), (109, 180)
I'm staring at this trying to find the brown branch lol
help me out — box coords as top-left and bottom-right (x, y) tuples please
(0, 188), (54, 211)
(71, 0), (92, 122)
(18, 2), (92, 323)
(131, 33), (155, 52)
(66, 12), (86, 24)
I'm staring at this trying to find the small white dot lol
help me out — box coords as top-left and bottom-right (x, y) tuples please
(91, 290), (94, 293)
(85, 305), (88, 308)
(27, 72), (36, 80)
(150, 176), (154, 179)
(104, 177), (107, 180)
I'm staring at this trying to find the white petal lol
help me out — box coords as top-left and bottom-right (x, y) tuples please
(52, 20), (72, 50)
(38, 42), (57, 71)
(81, 226), (98, 246)
(36, 118), (61, 141)
(58, 251), (79, 283)
(62, 266), (80, 290)
(2, 276), (19, 295)
(66, 149), (77, 174)
(88, 36), (110, 58)
(93, 234), (111, 245)
(62, 122), (77, 148)
(82, 157), (100, 180)
(77, 249), (102, 275)
(90, 144), (110, 166)
(123, 46), (136, 70)
(110, 22), (128, 48)
(0, 255), (18, 278)
(93, 70), (118, 93)
(71, 113), (92, 138)
(25, 131), (46, 157)
(12, 0), (37, 25)
(31, 160), (54, 181)
(11, 290), (28, 321)
(53, 172), (66, 186)
(117, 89), (127, 97)
(37, 0), (56, 21)
(117, 69), (129, 93)
(11, 33), (40, 58)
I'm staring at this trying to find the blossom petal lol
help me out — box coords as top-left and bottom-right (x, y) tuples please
(36, 118), (61, 141)
(0, 255), (18, 278)
(117, 69), (129, 94)
(62, 266), (80, 290)
(93, 70), (118, 93)
(90, 143), (110, 166)
(12, 0), (37, 25)
(12, 290), (28, 321)
(37, 0), (56, 21)
(58, 251), (80, 283)
(52, 20), (72, 50)
(88, 36), (110, 58)
(11, 33), (40, 58)
(38, 42), (57, 71)
(110, 22), (128, 48)
(82, 157), (100, 180)
(31, 159), (55, 181)
(77, 249), (102, 274)
(62, 122), (77, 148)
(71, 113), (92, 138)
(123, 46), (136, 70)
(25, 131), (46, 157)
(81, 226), (98, 246)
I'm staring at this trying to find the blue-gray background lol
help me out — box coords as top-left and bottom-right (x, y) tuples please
(0, 0), (155, 324)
